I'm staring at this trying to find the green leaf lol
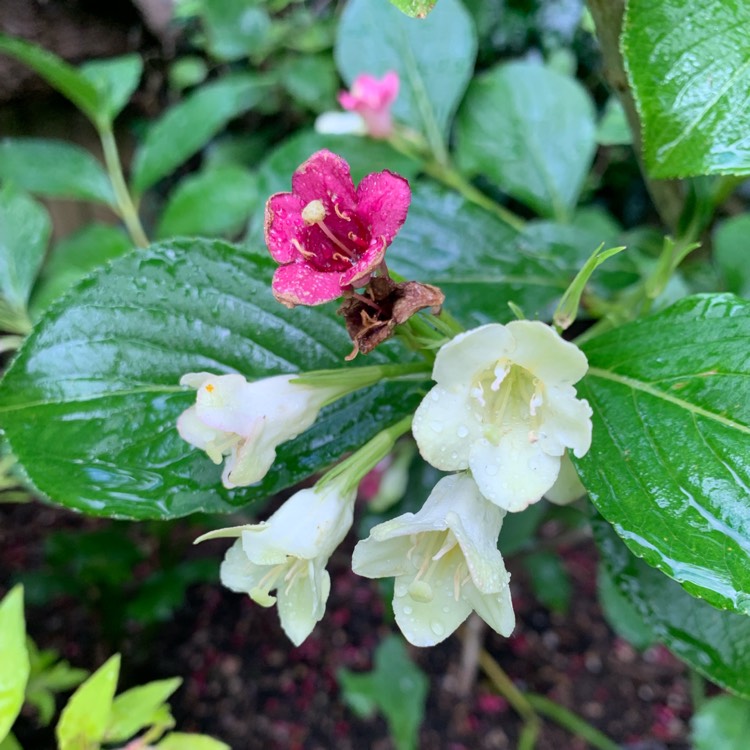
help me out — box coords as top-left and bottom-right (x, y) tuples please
(0, 35), (102, 126)
(0, 733), (21, 750)
(30, 224), (132, 317)
(131, 75), (270, 194)
(623, 0), (750, 177)
(80, 54), (143, 121)
(157, 166), (258, 239)
(496, 501), (546, 557)
(389, 0), (437, 17)
(278, 54), (338, 113)
(0, 138), (115, 205)
(0, 587), (29, 742)
(200, 0), (273, 62)
(595, 519), (750, 697)
(56, 655), (120, 750)
(455, 61), (597, 219)
(157, 733), (229, 750)
(596, 562), (654, 651)
(339, 636), (428, 750)
(0, 186), (51, 330)
(335, 0), (476, 149)
(105, 677), (181, 743)
(597, 97), (632, 146)
(713, 215), (750, 297)
(577, 294), (750, 613)
(0, 239), (425, 520)
(692, 695), (750, 749)
(523, 551), (572, 614)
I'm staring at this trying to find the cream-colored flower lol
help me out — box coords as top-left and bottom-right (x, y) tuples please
(412, 322), (592, 512)
(196, 480), (356, 646)
(544, 451), (587, 505)
(352, 473), (514, 647)
(176, 372), (340, 489)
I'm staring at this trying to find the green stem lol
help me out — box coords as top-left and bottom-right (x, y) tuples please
(99, 126), (149, 248)
(292, 361), (432, 392)
(527, 694), (620, 750)
(479, 650), (537, 723)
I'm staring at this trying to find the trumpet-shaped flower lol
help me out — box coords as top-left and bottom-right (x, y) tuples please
(338, 71), (400, 139)
(412, 322), (592, 513)
(352, 473), (514, 647)
(264, 149), (411, 307)
(196, 480), (356, 646)
(177, 372), (341, 489)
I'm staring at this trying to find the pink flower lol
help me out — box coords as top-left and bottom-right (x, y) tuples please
(264, 149), (411, 307)
(338, 71), (399, 139)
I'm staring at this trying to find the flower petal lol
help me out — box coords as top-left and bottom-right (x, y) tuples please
(277, 562), (330, 646)
(219, 539), (270, 593)
(194, 374), (258, 435)
(291, 149), (357, 208)
(176, 405), (222, 455)
(264, 192), (305, 263)
(545, 451), (587, 505)
(539, 387), (593, 458)
(340, 239), (386, 287)
(463, 582), (515, 637)
(356, 170), (411, 242)
(272, 261), (345, 307)
(352, 535), (413, 579)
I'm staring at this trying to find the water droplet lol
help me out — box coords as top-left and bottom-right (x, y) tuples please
(457, 425), (469, 438)
(430, 421), (444, 433)
(395, 583), (408, 597)
(430, 621), (445, 637)
(486, 464), (499, 476)
(430, 390), (440, 402)
(402, 605), (413, 615)
(442, 606), (450, 614)
(450, 452), (458, 461)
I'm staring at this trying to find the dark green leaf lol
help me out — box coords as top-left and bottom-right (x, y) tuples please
(595, 519), (750, 697)
(80, 55), (143, 121)
(577, 294), (750, 613)
(713, 215), (750, 297)
(0, 587), (29, 741)
(0, 239), (425, 520)
(0, 34), (102, 125)
(335, 0), (476, 148)
(692, 695), (750, 749)
(278, 55), (338, 113)
(389, 0), (437, 17)
(0, 138), (114, 205)
(523, 551), (572, 614)
(157, 166), (258, 239)
(596, 562), (654, 650)
(339, 635), (428, 750)
(201, 0), (273, 62)
(455, 62), (596, 219)
(131, 75), (270, 194)
(623, 0), (750, 177)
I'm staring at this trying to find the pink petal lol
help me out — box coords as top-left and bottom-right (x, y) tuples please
(380, 71), (400, 106)
(291, 149), (357, 208)
(272, 261), (345, 307)
(356, 170), (411, 242)
(265, 192), (305, 263)
(340, 239), (386, 287)
(338, 91), (359, 111)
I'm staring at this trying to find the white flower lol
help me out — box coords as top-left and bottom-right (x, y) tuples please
(352, 473), (514, 647)
(196, 480), (356, 646)
(544, 451), (587, 506)
(412, 322), (592, 513)
(176, 372), (339, 489)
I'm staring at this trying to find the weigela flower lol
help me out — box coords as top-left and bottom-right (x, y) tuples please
(412, 322), (592, 513)
(544, 451), (587, 506)
(196, 480), (356, 646)
(177, 372), (341, 489)
(338, 71), (399, 139)
(264, 149), (411, 307)
(352, 473), (514, 647)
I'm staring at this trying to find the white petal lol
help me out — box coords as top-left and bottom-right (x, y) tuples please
(176, 406), (223, 455)
(277, 564), (330, 646)
(413, 386), (481, 471)
(539, 387), (593, 458)
(219, 539), (269, 593)
(195, 374), (259, 435)
(506, 320), (588, 385)
(180, 371), (215, 388)
(544, 451), (587, 505)
(464, 582), (515, 637)
(432, 324), (516, 387)
(352, 535), (413, 579)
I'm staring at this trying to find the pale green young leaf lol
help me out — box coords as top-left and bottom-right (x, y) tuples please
(623, 0), (750, 177)
(577, 295), (750, 613)
(105, 677), (181, 743)
(157, 733), (230, 750)
(692, 695), (750, 749)
(80, 54), (143, 121)
(455, 61), (596, 219)
(131, 74), (270, 194)
(0, 139), (115, 205)
(0, 587), (29, 742)
(56, 654), (120, 750)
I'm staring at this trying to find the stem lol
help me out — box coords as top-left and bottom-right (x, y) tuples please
(526, 694), (621, 750)
(292, 361), (432, 391)
(99, 126), (149, 248)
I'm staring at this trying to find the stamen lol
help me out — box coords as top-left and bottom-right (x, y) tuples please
(334, 203), (351, 221)
(529, 391), (544, 416)
(491, 363), (510, 392)
(332, 252), (353, 264)
(291, 238), (315, 259)
(470, 384), (486, 407)
(315, 220), (355, 257)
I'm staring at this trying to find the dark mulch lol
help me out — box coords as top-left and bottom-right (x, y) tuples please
(1, 501), (690, 749)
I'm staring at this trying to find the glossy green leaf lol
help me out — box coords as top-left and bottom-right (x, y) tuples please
(692, 695), (750, 749)
(595, 519), (750, 697)
(157, 733), (229, 750)
(335, 0), (476, 148)
(0, 587), (29, 742)
(0, 187), (51, 330)
(80, 54), (143, 121)
(455, 61), (596, 219)
(389, 0), (437, 17)
(0, 239), (424, 520)
(30, 224), (132, 317)
(105, 677), (181, 743)
(339, 635), (427, 750)
(0, 34), (102, 125)
(623, 0), (750, 177)
(157, 166), (258, 239)
(0, 139), (115, 205)
(713, 215), (750, 297)
(56, 655), (119, 750)
(131, 75), (270, 194)
(577, 294), (750, 613)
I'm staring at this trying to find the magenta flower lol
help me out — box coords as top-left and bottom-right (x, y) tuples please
(338, 71), (399, 139)
(264, 149), (411, 307)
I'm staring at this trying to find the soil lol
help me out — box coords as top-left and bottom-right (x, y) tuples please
(1, 501), (692, 750)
